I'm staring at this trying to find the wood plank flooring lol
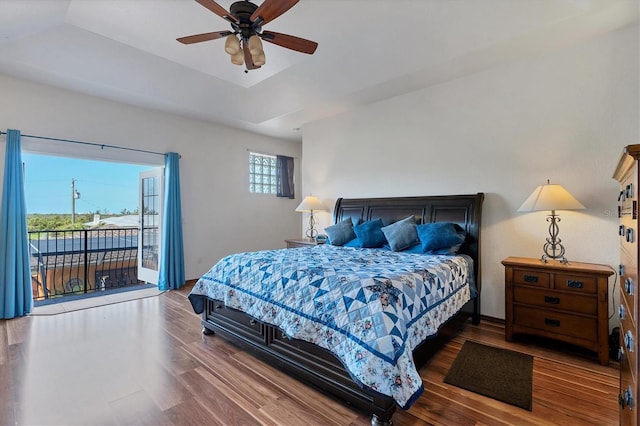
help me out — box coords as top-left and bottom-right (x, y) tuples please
(0, 284), (618, 425)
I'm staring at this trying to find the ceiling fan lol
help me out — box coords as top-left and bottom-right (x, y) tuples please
(177, 0), (318, 71)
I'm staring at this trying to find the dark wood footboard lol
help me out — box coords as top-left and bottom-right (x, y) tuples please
(203, 299), (396, 423)
(201, 297), (475, 425)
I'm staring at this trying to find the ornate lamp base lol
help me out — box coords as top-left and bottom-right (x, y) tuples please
(305, 211), (318, 240)
(541, 212), (568, 263)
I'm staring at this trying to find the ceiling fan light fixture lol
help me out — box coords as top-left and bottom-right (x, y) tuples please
(224, 34), (240, 55)
(252, 52), (266, 66)
(231, 49), (244, 65)
(248, 35), (264, 56)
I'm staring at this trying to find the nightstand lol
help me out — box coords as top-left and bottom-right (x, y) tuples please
(502, 256), (614, 365)
(285, 238), (321, 248)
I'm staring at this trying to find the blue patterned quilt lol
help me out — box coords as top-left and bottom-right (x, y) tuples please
(188, 244), (473, 409)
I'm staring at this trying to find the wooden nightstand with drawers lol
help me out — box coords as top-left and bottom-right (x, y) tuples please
(502, 256), (614, 365)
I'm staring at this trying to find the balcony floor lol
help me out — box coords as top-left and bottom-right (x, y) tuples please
(31, 285), (163, 315)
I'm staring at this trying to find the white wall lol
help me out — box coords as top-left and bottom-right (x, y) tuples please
(302, 25), (639, 328)
(0, 75), (302, 280)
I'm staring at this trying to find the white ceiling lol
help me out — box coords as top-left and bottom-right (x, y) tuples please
(0, 0), (637, 141)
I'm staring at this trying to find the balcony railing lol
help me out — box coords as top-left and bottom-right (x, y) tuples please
(29, 228), (146, 301)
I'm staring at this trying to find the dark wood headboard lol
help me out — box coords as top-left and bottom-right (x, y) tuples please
(333, 193), (485, 321)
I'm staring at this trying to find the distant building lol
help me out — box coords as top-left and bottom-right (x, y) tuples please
(85, 214), (139, 228)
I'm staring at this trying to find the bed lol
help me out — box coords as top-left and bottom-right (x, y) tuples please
(188, 193), (484, 425)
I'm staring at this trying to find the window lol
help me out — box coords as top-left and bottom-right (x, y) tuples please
(249, 152), (276, 194)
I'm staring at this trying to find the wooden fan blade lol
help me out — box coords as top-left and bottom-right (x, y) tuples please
(195, 0), (237, 24)
(243, 40), (260, 70)
(261, 31), (317, 54)
(250, 0), (299, 26)
(177, 31), (232, 44)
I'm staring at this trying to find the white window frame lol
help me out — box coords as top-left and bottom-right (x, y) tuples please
(138, 168), (163, 284)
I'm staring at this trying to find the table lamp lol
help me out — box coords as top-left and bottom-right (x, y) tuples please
(295, 195), (326, 240)
(518, 180), (585, 263)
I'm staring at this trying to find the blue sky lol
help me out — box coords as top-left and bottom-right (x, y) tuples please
(23, 153), (151, 214)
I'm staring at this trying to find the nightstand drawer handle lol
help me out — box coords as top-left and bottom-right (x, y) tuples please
(544, 318), (560, 327)
(624, 386), (635, 410)
(566, 280), (583, 289)
(625, 330), (634, 352)
(620, 264), (625, 276)
(523, 274), (539, 283)
(544, 296), (560, 305)
(621, 391), (630, 409)
(627, 228), (635, 243)
(621, 225), (626, 236)
(625, 278), (634, 295)
(620, 304), (626, 319)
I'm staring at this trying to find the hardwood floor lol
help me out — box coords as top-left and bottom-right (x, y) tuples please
(0, 284), (618, 425)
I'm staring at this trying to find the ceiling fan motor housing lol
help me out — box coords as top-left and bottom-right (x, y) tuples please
(230, 1), (261, 39)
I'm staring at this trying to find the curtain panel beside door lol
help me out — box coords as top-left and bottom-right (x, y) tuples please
(158, 152), (185, 291)
(0, 129), (32, 318)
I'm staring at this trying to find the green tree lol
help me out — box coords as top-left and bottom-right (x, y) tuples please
(27, 214), (89, 232)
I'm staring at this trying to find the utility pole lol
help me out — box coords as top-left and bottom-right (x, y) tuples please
(71, 179), (80, 224)
(71, 179), (75, 224)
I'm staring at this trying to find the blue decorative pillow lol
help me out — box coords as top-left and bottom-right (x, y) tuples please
(325, 219), (356, 246)
(353, 218), (386, 248)
(381, 216), (419, 252)
(343, 238), (361, 247)
(416, 222), (465, 252)
(401, 243), (424, 254)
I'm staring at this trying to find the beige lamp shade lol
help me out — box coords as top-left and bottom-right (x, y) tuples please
(230, 50), (244, 65)
(224, 35), (241, 55)
(295, 196), (326, 212)
(252, 52), (266, 67)
(248, 35), (264, 56)
(517, 183), (585, 213)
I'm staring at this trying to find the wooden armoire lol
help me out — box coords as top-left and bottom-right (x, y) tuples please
(614, 144), (640, 424)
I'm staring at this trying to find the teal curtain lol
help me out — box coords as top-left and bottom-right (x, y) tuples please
(158, 152), (185, 291)
(0, 129), (32, 318)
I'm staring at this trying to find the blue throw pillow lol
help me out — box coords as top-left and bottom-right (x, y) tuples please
(325, 219), (356, 246)
(353, 218), (386, 248)
(401, 243), (424, 254)
(381, 216), (419, 252)
(343, 238), (361, 247)
(416, 222), (465, 252)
